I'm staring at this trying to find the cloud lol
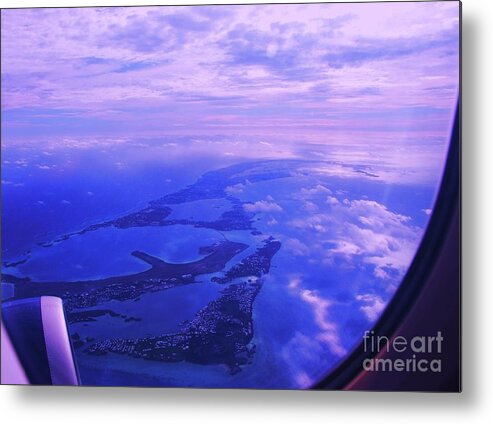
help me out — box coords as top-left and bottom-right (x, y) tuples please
(103, 13), (183, 54)
(326, 196), (340, 205)
(373, 267), (390, 280)
(326, 240), (360, 257)
(299, 289), (346, 357)
(304, 201), (319, 213)
(324, 28), (457, 69)
(351, 199), (412, 227)
(356, 293), (386, 322)
(325, 200), (419, 278)
(294, 371), (313, 388)
(281, 331), (328, 387)
(281, 275), (348, 386)
(285, 275), (346, 358)
(159, 12), (213, 32)
(219, 20), (323, 82)
(287, 275), (302, 291)
(289, 196), (421, 280)
(1, 3), (459, 140)
(289, 214), (328, 233)
(243, 198), (283, 213)
(14, 159), (28, 167)
(300, 184), (333, 197)
(113, 60), (162, 74)
(225, 182), (247, 194)
(1, 180), (24, 187)
(284, 238), (310, 256)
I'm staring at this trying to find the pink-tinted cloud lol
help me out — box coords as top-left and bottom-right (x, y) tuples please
(289, 195), (421, 280)
(243, 198), (283, 213)
(356, 293), (386, 322)
(1, 2), (459, 141)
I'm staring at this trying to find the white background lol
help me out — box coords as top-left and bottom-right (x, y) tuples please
(0, 0), (492, 422)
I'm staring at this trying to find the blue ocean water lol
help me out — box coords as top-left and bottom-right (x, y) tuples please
(1, 141), (235, 260)
(1, 138), (443, 388)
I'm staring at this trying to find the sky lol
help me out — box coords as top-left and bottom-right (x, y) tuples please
(1, 2), (460, 143)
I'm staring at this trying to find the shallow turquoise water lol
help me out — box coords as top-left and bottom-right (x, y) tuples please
(15, 225), (225, 282)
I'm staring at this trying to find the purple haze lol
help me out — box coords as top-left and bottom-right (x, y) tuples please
(2, 2), (459, 146)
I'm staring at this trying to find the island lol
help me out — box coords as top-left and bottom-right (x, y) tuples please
(2, 160), (296, 374)
(5, 240), (248, 311)
(86, 281), (260, 374)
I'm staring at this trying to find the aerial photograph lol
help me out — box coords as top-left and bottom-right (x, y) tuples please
(1, 2), (459, 388)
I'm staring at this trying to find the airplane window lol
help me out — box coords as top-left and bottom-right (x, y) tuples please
(1, 3), (459, 388)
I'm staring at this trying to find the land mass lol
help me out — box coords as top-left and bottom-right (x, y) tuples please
(2, 160), (293, 373)
(83, 237), (281, 373)
(86, 280), (261, 374)
(34, 159), (307, 247)
(5, 240), (248, 311)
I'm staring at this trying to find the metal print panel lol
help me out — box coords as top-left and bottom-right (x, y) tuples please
(0, 1), (461, 391)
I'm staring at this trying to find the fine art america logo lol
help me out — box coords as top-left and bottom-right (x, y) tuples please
(362, 331), (444, 373)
